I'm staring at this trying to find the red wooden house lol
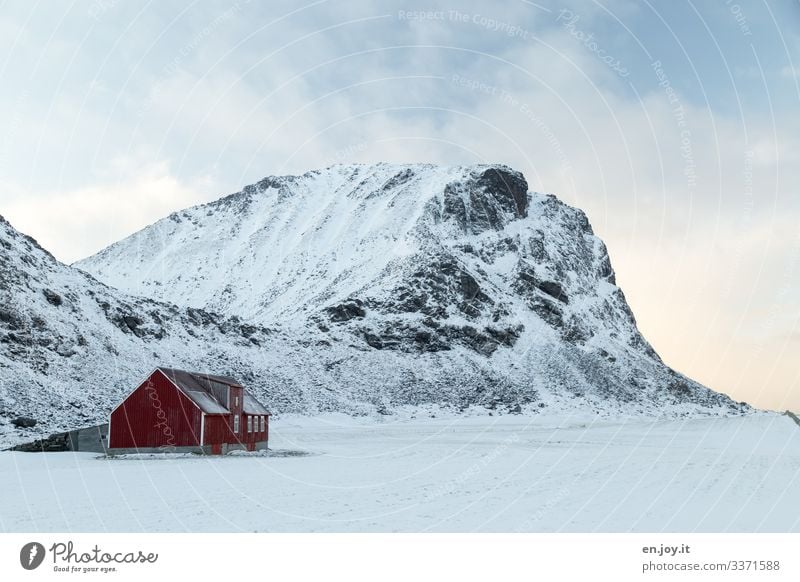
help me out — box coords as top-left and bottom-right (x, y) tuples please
(108, 368), (270, 455)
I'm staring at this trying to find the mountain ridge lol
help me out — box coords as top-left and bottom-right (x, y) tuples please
(1, 163), (747, 446)
(75, 163), (744, 411)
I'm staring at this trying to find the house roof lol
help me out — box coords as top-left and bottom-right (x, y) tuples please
(157, 368), (269, 415)
(243, 392), (270, 415)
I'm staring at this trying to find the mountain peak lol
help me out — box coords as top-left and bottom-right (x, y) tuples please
(75, 163), (539, 320)
(70, 163), (741, 419)
(1, 163), (746, 446)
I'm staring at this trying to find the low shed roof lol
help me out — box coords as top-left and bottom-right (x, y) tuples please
(243, 392), (270, 415)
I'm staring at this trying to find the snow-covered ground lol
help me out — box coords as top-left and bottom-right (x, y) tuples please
(1, 411), (798, 532)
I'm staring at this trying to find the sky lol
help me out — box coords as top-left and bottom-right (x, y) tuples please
(0, 0), (798, 412)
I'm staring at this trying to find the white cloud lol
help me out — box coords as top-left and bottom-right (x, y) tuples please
(1, 0), (798, 412)
(1, 159), (218, 264)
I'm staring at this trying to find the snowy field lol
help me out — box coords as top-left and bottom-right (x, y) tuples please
(1, 411), (798, 532)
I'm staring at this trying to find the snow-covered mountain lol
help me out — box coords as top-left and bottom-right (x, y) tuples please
(0, 214), (292, 445)
(0, 163), (746, 445)
(70, 163), (744, 418)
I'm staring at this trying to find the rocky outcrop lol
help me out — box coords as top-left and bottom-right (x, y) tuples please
(0, 164), (746, 446)
(0, 213), (277, 447)
(442, 166), (529, 233)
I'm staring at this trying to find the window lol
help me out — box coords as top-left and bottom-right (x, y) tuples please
(233, 415), (239, 434)
(247, 416), (252, 433)
(260, 416), (266, 432)
(235, 395), (239, 407)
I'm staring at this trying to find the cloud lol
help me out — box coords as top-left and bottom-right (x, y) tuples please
(0, 0), (798, 411)
(1, 159), (218, 264)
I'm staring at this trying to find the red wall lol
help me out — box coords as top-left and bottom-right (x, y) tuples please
(203, 415), (233, 445)
(203, 414), (269, 446)
(109, 370), (203, 449)
(243, 414), (268, 443)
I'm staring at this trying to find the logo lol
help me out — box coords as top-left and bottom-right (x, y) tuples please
(20, 542), (46, 570)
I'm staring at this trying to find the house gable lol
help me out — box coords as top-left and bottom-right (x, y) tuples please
(108, 369), (204, 449)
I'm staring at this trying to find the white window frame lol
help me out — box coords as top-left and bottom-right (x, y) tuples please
(247, 416), (252, 433)
(235, 395), (239, 407)
(233, 415), (240, 433)
(260, 416), (266, 432)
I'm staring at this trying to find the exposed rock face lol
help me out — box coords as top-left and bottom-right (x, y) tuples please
(442, 167), (529, 233)
(11, 417), (37, 429)
(0, 164), (747, 445)
(11, 431), (69, 452)
(68, 163), (744, 424)
(0, 214), (278, 446)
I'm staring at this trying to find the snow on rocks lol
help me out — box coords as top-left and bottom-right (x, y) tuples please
(1, 164), (747, 447)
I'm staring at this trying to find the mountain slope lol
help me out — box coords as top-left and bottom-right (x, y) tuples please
(75, 163), (745, 417)
(77, 165), (651, 350)
(0, 214), (296, 445)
